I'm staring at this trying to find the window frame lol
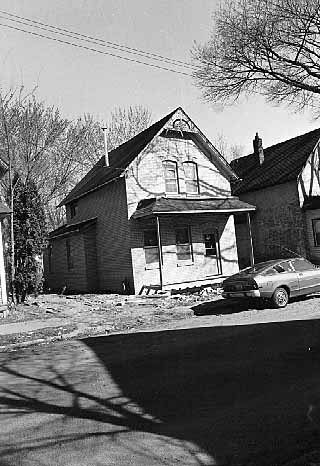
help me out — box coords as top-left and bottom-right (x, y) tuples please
(312, 218), (320, 247)
(143, 229), (159, 269)
(66, 238), (74, 270)
(175, 226), (193, 264)
(163, 160), (180, 194)
(203, 232), (218, 257)
(70, 202), (78, 219)
(203, 230), (222, 274)
(183, 161), (199, 194)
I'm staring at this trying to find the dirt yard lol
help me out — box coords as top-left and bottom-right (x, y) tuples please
(1, 289), (320, 350)
(0, 289), (216, 347)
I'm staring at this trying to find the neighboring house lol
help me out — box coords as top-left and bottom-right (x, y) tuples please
(44, 107), (255, 294)
(231, 128), (320, 268)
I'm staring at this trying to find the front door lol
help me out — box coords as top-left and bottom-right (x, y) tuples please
(203, 232), (222, 276)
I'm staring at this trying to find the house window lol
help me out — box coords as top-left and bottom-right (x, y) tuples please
(313, 219), (320, 246)
(176, 227), (193, 261)
(203, 231), (222, 274)
(163, 160), (179, 193)
(66, 238), (74, 270)
(144, 230), (159, 265)
(183, 162), (199, 193)
(70, 202), (78, 218)
(48, 246), (52, 273)
(203, 233), (217, 256)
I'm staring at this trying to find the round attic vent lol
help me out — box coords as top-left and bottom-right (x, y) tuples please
(172, 119), (190, 131)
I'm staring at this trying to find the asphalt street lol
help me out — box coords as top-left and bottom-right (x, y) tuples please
(1, 313), (320, 466)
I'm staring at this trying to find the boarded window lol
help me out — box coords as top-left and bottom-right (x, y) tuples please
(176, 227), (192, 261)
(144, 230), (159, 265)
(66, 238), (74, 270)
(313, 219), (320, 246)
(163, 160), (179, 193)
(183, 162), (199, 193)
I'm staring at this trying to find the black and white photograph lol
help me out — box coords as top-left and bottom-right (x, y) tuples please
(0, 1), (320, 465)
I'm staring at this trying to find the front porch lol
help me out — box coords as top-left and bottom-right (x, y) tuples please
(130, 197), (255, 293)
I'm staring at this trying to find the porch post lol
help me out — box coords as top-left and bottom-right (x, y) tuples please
(155, 215), (163, 289)
(246, 212), (254, 266)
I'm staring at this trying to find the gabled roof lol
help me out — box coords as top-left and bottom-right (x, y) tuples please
(60, 108), (178, 206)
(231, 128), (320, 195)
(60, 107), (237, 206)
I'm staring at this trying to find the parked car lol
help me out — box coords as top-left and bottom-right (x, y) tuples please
(222, 257), (320, 308)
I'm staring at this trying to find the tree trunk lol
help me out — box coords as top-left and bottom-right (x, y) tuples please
(8, 160), (16, 304)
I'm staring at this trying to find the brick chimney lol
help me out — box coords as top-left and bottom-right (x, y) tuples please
(253, 132), (264, 165)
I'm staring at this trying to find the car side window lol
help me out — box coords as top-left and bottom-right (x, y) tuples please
(272, 261), (293, 273)
(291, 259), (312, 272)
(273, 264), (285, 273)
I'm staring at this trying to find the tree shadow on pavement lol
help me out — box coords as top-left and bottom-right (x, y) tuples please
(1, 320), (320, 465)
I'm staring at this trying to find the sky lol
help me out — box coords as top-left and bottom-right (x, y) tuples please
(0, 0), (318, 155)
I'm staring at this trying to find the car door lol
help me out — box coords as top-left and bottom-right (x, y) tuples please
(271, 261), (300, 296)
(291, 258), (320, 295)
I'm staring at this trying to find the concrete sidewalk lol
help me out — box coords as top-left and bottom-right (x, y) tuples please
(0, 317), (69, 335)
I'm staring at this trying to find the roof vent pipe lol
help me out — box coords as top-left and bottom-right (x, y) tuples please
(253, 132), (264, 165)
(102, 126), (109, 167)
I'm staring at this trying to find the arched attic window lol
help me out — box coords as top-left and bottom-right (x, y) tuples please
(163, 160), (179, 194)
(183, 161), (199, 194)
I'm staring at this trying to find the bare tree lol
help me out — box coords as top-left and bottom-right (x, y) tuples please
(0, 87), (151, 300)
(0, 88), (151, 229)
(106, 106), (152, 150)
(68, 106), (152, 180)
(49, 106), (152, 227)
(213, 132), (244, 162)
(192, 0), (320, 112)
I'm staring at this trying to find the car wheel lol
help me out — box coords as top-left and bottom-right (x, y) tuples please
(272, 287), (289, 308)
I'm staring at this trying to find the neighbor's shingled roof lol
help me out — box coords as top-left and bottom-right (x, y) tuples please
(59, 108), (178, 206)
(231, 128), (320, 195)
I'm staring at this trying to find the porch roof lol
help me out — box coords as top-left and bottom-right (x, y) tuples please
(49, 217), (97, 239)
(132, 197), (256, 219)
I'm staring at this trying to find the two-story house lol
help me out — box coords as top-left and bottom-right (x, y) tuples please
(44, 108), (255, 294)
(231, 128), (320, 268)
